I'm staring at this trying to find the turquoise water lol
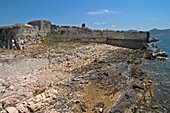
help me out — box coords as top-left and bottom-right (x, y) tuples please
(143, 36), (170, 112)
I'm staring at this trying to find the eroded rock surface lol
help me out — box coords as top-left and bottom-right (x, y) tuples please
(0, 44), (157, 112)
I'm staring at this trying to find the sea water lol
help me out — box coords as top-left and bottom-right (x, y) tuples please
(142, 36), (170, 112)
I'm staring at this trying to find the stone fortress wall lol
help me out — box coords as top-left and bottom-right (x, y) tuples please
(0, 20), (50, 49)
(0, 20), (149, 50)
(51, 25), (148, 41)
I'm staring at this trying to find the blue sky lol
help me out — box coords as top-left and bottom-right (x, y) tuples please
(0, 0), (169, 30)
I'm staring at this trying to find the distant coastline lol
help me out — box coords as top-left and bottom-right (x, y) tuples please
(149, 28), (170, 36)
(150, 34), (170, 36)
(127, 29), (170, 36)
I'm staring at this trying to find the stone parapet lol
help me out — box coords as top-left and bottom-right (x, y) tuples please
(0, 20), (149, 49)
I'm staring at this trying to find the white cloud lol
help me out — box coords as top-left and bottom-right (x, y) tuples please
(86, 9), (119, 15)
(94, 22), (101, 25)
(94, 22), (106, 25)
(112, 25), (116, 28)
(140, 27), (143, 29)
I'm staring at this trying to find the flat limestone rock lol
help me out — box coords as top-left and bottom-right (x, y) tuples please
(6, 107), (19, 113)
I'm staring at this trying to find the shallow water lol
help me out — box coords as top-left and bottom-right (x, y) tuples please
(142, 36), (170, 112)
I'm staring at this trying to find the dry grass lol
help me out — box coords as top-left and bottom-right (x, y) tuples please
(0, 41), (96, 58)
(79, 82), (120, 113)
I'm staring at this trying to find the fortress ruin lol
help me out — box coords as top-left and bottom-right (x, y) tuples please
(0, 20), (149, 50)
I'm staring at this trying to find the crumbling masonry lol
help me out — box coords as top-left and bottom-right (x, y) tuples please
(0, 20), (149, 50)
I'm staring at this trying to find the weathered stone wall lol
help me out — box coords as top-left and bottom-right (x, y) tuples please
(0, 20), (51, 49)
(49, 37), (106, 43)
(0, 20), (149, 50)
(106, 38), (147, 49)
(28, 20), (51, 34)
(48, 24), (149, 49)
(0, 24), (39, 49)
(49, 36), (147, 49)
(51, 25), (148, 40)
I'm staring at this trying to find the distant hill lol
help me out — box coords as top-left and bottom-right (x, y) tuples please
(127, 30), (138, 33)
(149, 28), (170, 36)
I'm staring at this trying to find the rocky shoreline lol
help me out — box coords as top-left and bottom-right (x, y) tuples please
(0, 43), (160, 113)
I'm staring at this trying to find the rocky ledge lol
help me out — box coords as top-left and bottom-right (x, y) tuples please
(0, 43), (158, 113)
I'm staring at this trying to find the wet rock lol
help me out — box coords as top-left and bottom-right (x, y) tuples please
(146, 49), (168, 60)
(124, 93), (136, 106)
(148, 37), (159, 43)
(130, 67), (145, 80)
(153, 51), (168, 58)
(156, 56), (169, 60)
(151, 43), (158, 48)
(109, 87), (145, 113)
(132, 81), (144, 90)
(125, 93), (132, 99)
(151, 105), (159, 109)
(133, 59), (143, 65)
(144, 50), (156, 60)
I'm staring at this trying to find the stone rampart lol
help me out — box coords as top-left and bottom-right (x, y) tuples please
(28, 20), (51, 33)
(0, 24), (38, 49)
(106, 38), (147, 49)
(0, 20), (50, 49)
(51, 25), (148, 39)
(0, 20), (149, 49)
(49, 24), (149, 49)
(49, 36), (147, 49)
(49, 37), (106, 44)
